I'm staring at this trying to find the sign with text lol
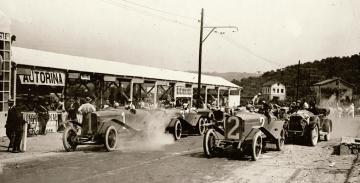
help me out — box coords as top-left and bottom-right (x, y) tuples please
(19, 70), (65, 86)
(0, 32), (10, 41)
(22, 111), (58, 133)
(80, 74), (91, 80)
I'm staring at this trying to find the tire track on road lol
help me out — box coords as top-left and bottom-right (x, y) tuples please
(71, 147), (202, 183)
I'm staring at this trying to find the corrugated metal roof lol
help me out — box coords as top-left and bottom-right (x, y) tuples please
(12, 47), (239, 88)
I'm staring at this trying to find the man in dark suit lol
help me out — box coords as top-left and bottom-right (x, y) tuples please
(5, 99), (15, 151)
(5, 98), (25, 153)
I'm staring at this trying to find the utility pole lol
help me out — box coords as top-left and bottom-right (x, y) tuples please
(197, 8), (204, 108)
(296, 60), (300, 100)
(197, 8), (238, 108)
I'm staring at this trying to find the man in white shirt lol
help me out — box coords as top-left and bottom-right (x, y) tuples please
(78, 97), (96, 134)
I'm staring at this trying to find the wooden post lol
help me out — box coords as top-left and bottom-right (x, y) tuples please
(174, 84), (177, 105)
(21, 121), (27, 152)
(204, 86), (208, 108)
(154, 82), (158, 108)
(228, 89), (231, 107)
(239, 89), (241, 106)
(217, 87), (220, 108)
(190, 85), (194, 108)
(130, 79), (134, 102)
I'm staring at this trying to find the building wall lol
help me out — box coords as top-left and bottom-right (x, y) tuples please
(262, 83), (286, 101)
(314, 80), (353, 105)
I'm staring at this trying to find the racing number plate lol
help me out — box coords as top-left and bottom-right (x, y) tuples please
(225, 116), (242, 140)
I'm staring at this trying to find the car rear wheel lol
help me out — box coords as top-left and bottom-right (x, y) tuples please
(203, 129), (218, 158)
(309, 125), (319, 146)
(198, 118), (207, 135)
(172, 119), (182, 140)
(63, 127), (78, 152)
(324, 133), (331, 141)
(323, 119), (331, 141)
(104, 126), (117, 151)
(276, 129), (285, 151)
(251, 131), (262, 161)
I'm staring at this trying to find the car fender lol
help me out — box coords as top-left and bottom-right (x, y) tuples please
(260, 120), (285, 140)
(308, 116), (319, 129)
(167, 117), (180, 128)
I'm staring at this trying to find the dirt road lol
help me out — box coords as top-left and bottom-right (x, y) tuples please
(0, 134), (359, 183)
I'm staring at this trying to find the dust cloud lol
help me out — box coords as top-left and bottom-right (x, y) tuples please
(330, 117), (360, 138)
(116, 111), (175, 152)
(318, 94), (360, 138)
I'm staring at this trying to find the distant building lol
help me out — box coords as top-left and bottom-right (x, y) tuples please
(262, 81), (286, 101)
(312, 77), (354, 105)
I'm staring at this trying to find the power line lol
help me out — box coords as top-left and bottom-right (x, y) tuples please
(116, 0), (199, 21)
(222, 35), (284, 67)
(98, 0), (199, 29)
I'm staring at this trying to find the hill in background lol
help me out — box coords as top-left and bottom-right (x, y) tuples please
(231, 53), (360, 102)
(189, 71), (261, 82)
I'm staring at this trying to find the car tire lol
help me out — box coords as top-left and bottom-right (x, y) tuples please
(104, 126), (117, 151)
(63, 127), (78, 152)
(203, 129), (218, 158)
(324, 133), (331, 141)
(251, 131), (262, 161)
(309, 125), (319, 146)
(172, 119), (182, 140)
(276, 129), (285, 151)
(197, 118), (207, 135)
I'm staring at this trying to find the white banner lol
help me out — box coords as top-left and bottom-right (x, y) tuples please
(19, 70), (65, 86)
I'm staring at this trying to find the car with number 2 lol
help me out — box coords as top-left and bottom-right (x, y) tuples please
(203, 110), (285, 161)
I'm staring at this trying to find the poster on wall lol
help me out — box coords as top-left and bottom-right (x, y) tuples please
(22, 111), (58, 133)
(18, 70), (66, 86)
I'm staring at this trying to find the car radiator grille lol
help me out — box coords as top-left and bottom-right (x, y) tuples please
(289, 116), (305, 131)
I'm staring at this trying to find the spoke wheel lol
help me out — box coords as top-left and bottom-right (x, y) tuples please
(251, 131), (262, 161)
(63, 127), (78, 152)
(309, 125), (319, 146)
(173, 120), (182, 140)
(198, 118), (207, 135)
(276, 129), (285, 151)
(105, 126), (117, 151)
(203, 129), (218, 158)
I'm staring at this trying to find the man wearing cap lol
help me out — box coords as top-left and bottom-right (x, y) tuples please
(5, 98), (26, 153)
(78, 97), (96, 114)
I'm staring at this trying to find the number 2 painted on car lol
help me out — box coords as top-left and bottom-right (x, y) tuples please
(227, 116), (240, 139)
(259, 117), (265, 127)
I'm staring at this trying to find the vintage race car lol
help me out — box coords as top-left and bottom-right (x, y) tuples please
(203, 110), (285, 161)
(283, 108), (332, 146)
(62, 107), (171, 152)
(165, 108), (213, 140)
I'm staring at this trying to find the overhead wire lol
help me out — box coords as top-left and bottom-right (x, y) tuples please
(99, 0), (283, 69)
(116, 0), (199, 21)
(98, 0), (199, 29)
(221, 34), (284, 67)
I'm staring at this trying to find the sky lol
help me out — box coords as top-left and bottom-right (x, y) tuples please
(1, 0), (360, 73)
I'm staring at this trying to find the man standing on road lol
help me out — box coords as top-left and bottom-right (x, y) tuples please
(35, 100), (50, 135)
(5, 98), (26, 153)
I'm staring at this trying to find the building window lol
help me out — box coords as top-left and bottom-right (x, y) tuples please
(281, 89), (284, 93)
(277, 89), (279, 93)
(273, 88), (275, 93)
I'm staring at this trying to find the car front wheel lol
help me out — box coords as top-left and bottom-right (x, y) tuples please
(309, 125), (319, 146)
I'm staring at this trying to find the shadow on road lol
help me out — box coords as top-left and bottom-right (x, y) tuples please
(183, 150), (256, 161)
